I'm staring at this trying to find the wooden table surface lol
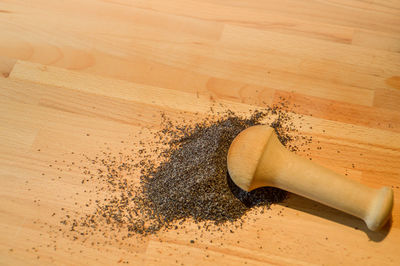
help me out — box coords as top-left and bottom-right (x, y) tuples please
(1, 0), (400, 265)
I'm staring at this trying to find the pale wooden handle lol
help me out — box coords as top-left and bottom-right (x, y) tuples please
(264, 152), (393, 231)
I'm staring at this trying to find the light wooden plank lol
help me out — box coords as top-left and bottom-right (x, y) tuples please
(352, 30), (400, 53)
(9, 61), (399, 151)
(374, 87), (400, 111)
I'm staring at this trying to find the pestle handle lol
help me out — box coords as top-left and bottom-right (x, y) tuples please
(253, 130), (393, 231)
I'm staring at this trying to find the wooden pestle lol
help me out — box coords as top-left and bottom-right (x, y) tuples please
(227, 125), (393, 231)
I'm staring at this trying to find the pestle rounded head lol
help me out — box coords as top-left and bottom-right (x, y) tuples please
(227, 125), (275, 192)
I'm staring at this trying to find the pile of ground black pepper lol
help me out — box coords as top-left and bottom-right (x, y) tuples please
(129, 110), (288, 235)
(56, 100), (311, 241)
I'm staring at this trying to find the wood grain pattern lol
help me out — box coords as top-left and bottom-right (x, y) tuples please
(1, 0), (400, 265)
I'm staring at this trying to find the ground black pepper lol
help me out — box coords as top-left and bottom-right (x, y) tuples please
(127, 110), (289, 235)
(48, 100), (312, 246)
